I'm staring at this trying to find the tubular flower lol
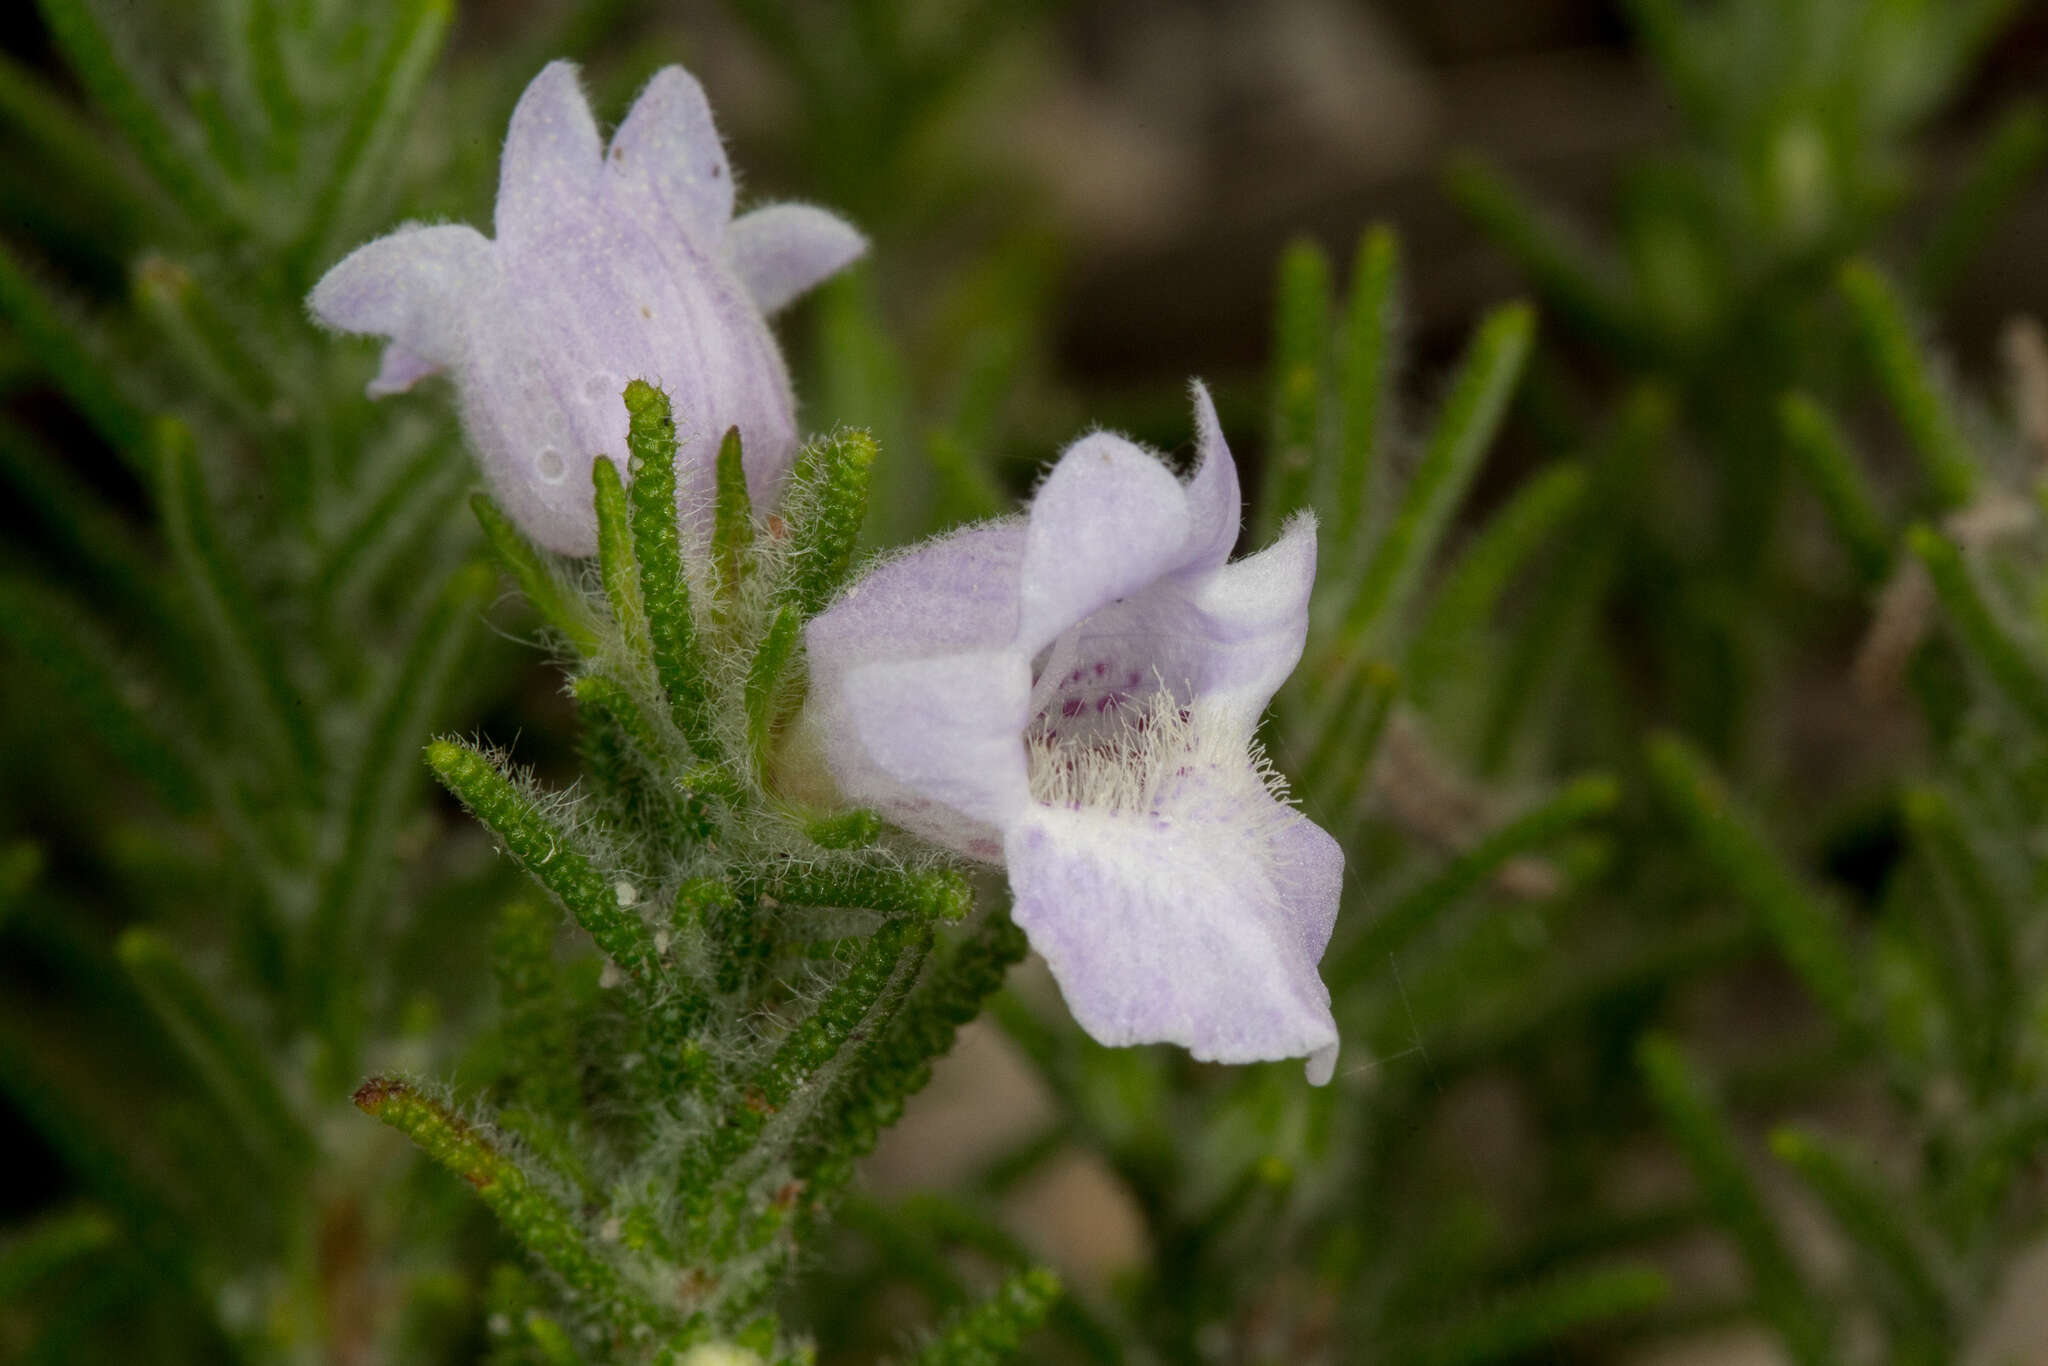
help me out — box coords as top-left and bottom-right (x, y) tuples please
(309, 60), (864, 555)
(802, 386), (1343, 1083)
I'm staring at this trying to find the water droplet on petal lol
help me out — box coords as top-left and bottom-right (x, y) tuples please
(536, 446), (567, 484)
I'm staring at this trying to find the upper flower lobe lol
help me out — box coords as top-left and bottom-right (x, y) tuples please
(802, 386), (1343, 1083)
(310, 61), (866, 555)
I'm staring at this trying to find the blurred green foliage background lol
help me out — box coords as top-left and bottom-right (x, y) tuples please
(7, 2), (2048, 1364)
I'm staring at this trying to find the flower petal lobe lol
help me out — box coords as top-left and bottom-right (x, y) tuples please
(496, 61), (604, 245)
(607, 66), (733, 243)
(726, 203), (868, 314)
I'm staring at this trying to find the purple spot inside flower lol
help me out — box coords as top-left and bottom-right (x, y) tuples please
(1094, 661), (1109, 677)
(1062, 697), (1084, 718)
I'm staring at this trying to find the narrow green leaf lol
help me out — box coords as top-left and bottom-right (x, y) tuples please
(1645, 734), (1861, 1032)
(571, 673), (666, 766)
(776, 428), (878, 619)
(1332, 774), (1618, 981)
(1917, 99), (2048, 301)
(1406, 461), (1588, 691)
(184, 68), (249, 181)
(243, 0), (298, 159)
(751, 864), (974, 922)
(306, 562), (491, 1065)
(309, 438), (459, 605)
(678, 762), (745, 808)
(426, 738), (660, 979)
(636, 989), (715, 1106)
(1770, 1127), (1955, 1352)
(472, 493), (600, 654)
(1478, 388), (1664, 774)
(353, 1078), (655, 1326)
(1778, 392), (1892, 584)
(132, 255), (274, 415)
(0, 1206), (116, 1300)
(1298, 657), (1399, 804)
(1342, 301), (1534, 639)
(1901, 784), (2017, 1089)
(1404, 1266), (1668, 1366)
(799, 911), (1027, 1201)
(0, 421), (189, 668)
(0, 50), (152, 226)
(0, 1025), (188, 1270)
(1637, 1035), (1832, 1366)
(157, 418), (321, 784)
(732, 928), (935, 1260)
(691, 877), (769, 996)
(593, 455), (647, 653)
(298, 0), (451, 261)
(493, 899), (584, 1124)
(1445, 157), (1631, 351)
(675, 920), (929, 1214)
(1838, 259), (1977, 510)
(746, 604), (802, 771)
(343, 455), (472, 611)
(116, 927), (314, 1170)
(0, 239), (151, 462)
(1437, 919), (1753, 1071)
(1333, 225), (1401, 548)
(1260, 237), (1331, 538)
(623, 380), (715, 751)
(1910, 523), (2048, 729)
(575, 668), (710, 835)
(522, 1310), (582, 1366)
(907, 1198), (1124, 1366)
(713, 425), (754, 600)
(910, 1267), (1062, 1366)
(805, 809), (884, 850)
(34, 0), (236, 234)
(0, 577), (204, 812)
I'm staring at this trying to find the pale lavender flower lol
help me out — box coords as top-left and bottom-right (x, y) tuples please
(803, 386), (1343, 1083)
(309, 61), (864, 555)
